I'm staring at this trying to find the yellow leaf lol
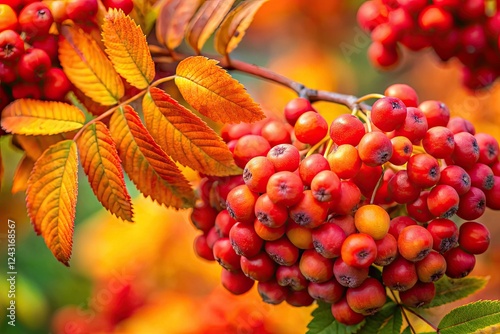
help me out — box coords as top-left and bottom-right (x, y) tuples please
(59, 25), (124, 106)
(215, 0), (268, 55)
(156, 0), (201, 51)
(109, 105), (195, 209)
(13, 134), (67, 161)
(12, 155), (34, 194)
(185, 0), (236, 53)
(77, 121), (133, 221)
(1, 99), (86, 135)
(26, 140), (78, 266)
(143, 87), (240, 176)
(102, 9), (155, 90)
(175, 56), (265, 123)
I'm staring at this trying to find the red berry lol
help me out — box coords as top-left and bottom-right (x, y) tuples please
(102, 0), (134, 15)
(371, 97), (407, 132)
(17, 48), (51, 82)
(329, 114), (366, 146)
(66, 0), (98, 21)
(0, 30), (24, 62)
(18, 2), (54, 38)
(42, 68), (72, 101)
(458, 221), (490, 255)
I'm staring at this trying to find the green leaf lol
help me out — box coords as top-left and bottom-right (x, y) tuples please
(438, 300), (500, 334)
(379, 305), (402, 334)
(357, 301), (397, 334)
(307, 302), (365, 334)
(424, 276), (489, 309)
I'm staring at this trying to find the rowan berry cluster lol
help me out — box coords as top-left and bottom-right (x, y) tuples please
(357, 0), (500, 89)
(0, 0), (133, 113)
(190, 83), (499, 325)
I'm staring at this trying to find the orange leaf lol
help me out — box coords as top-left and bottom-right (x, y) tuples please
(143, 87), (240, 176)
(59, 25), (124, 106)
(175, 56), (265, 123)
(156, 0), (201, 51)
(13, 134), (68, 161)
(1, 99), (85, 135)
(77, 121), (133, 221)
(185, 0), (236, 53)
(12, 155), (34, 194)
(215, 0), (269, 56)
(26, 140), (78, 266)
(102, 9), (155, 90)
(109, 105), (194, 208)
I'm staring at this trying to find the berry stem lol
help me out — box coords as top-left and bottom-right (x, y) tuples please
(370, 168), (385, 204)
(306, 136), (330, 157)
(323, 139), (334, 158)
(354, 93), (385, 104)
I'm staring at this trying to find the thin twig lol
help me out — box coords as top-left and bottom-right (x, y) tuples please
(403, 306), (440, 333)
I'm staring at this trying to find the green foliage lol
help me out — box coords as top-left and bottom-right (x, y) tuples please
(437, 300), (500, 334)
(424, 276), (489, 309)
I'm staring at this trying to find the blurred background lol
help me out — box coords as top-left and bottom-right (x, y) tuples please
(1, 0), (500, 333)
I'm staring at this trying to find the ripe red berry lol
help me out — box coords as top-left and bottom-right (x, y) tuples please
(333, 257), (369, 288)
(427, 218), (459, 254)
(384, 84), (419, 107)
(267, 143), (300, 172)
(399, 281), (436, 308)
(390, 136), (413, 165)
(346, 277), (387, 315)
(438, 165), (471, 196)
(467, 163), (495, 191)
(456, 187), (486, 221)
(371, 96), (407, 131)
(294, 111), (328, 145)
(0, 30), (24, 62)
(310, 170), (341, 202)
(233, 134), (271, 169)
(308, 279), (345, 304)
(17, 48), (51, 82)
(18, 2), (54, 38)
(407, 153), (440, 188)
(327, 144), (362, 179)
(243, 156), (275, 194)
(422, 126), (455, 159)
(374, 233), (398, 266)
(266, 171), (304, 207)
(329, 114), (366, 146)
(458, 221), (490, 255)
(398, 225), (433, 262)
(368, 41), (400, 68)
(388, 170), (422, 204)
(12, 82), (42, 99)
(193, 234), (215, 261)
(406, 190), (434, 223)
(444, 247), (476, 278)
(331, 297), (365, 326)
(276, 264), (308, 291)
(264, 236), (299, 266)
(240, 251), (277, 282)
(393, 107), (428, 143)
(418, 5), (453, 32)
(42, 68), (72, 101)
(254, 193), (288, 228)
(427, 185), (459, 218)
(286, 289), (314, 307)
(299, 249), (334, 283)
(358, 131), (393, 166)
(257, 279), (288, 305)
(220, 269), (254, 295)
(213, 238), (241, 271)
(341, 233), (377, 268)
(289, 190), (329, 229)
(382, 255), (418, 291)
(475, 133), (499, 165)
(229, 222), (263, 258)
(419, 100), (450, 128)
(311, 222), (346, 259)
(226, 184), (258, 224)
(452, 132), (480, 169)
(415, 250), (447, 283)
(261, 119), (292, 147)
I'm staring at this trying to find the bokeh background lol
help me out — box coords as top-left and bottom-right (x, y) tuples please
(1, 0), (500, 333)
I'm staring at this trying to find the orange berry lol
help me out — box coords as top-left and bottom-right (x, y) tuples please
(354, 204), (390, 240)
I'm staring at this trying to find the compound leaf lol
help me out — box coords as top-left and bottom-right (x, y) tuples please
(175, 56), (265, 123)
(1, 99), (85, 135)
(156, 0), (201, 51)
(26, 140), (78, 266)
(59, 24), (124, 106)
(143, 87), (240, 176)
(185, 0), (236, 53)
(11, 155), (35, 194)
(357, 302), (399, 334)
(215, 0), (268, 56)
(109, 105), (194, 209)
(102, 9), (155, 90)
(77, 121), (133, 221)
(438, 300), (500, 334)
(424, 276), (489, 309)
